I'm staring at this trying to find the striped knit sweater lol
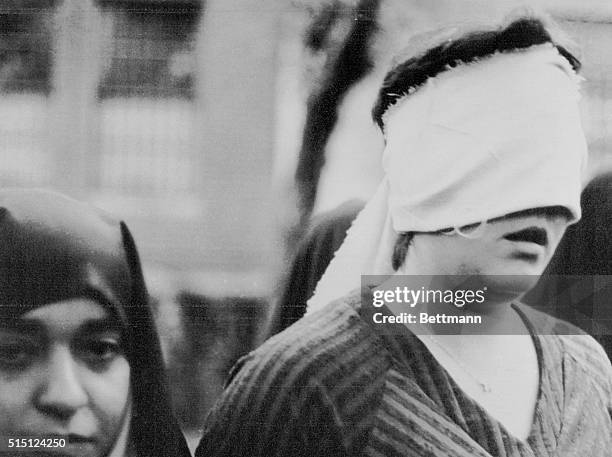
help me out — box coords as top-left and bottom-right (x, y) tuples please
(196, 288), (612, 457)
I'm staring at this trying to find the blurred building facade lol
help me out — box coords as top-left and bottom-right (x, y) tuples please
(0, 2), (288, 437)
(3, 0), (612, 281)
(0, 0), (285, 294)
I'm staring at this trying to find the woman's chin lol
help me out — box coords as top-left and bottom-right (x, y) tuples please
(479, 274), (541, 299)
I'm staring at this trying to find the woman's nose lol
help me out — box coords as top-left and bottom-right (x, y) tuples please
(34, 345), (88, 420)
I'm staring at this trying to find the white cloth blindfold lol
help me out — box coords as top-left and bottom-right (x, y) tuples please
(307, 44), (588, 314)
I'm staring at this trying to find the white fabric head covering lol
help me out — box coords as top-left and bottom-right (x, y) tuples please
(307, 43), (588, 314)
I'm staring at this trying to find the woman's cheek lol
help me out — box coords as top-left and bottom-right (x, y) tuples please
(83, 358), (131, 436)
(0, 371), (40, 436)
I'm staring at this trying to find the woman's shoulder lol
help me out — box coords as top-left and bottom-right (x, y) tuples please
(514, 301), (586, 335)
(518, 303), (612, 399)
(556, 333), (612, 384)
(516, 302), (612, 386)
(196, 290), (392, 457)
(231, 289), (391, 389)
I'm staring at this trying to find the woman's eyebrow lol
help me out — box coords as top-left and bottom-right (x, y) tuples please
(83, 286), (120, 311)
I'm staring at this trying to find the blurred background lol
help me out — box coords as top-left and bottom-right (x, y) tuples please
(1, 0), (612, 449)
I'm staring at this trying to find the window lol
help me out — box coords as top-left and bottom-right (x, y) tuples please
(98, 1), (199, 99)
(0, 0), (54, 94)
(0, 1), (55, 186)
(96, 1), (202, 196)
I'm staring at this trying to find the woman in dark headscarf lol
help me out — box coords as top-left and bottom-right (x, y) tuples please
(0, 189), (190, 457)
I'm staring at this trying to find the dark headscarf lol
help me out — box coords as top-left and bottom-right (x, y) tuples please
(264, 199), (365, 339)
(0, 188), (190, 457)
